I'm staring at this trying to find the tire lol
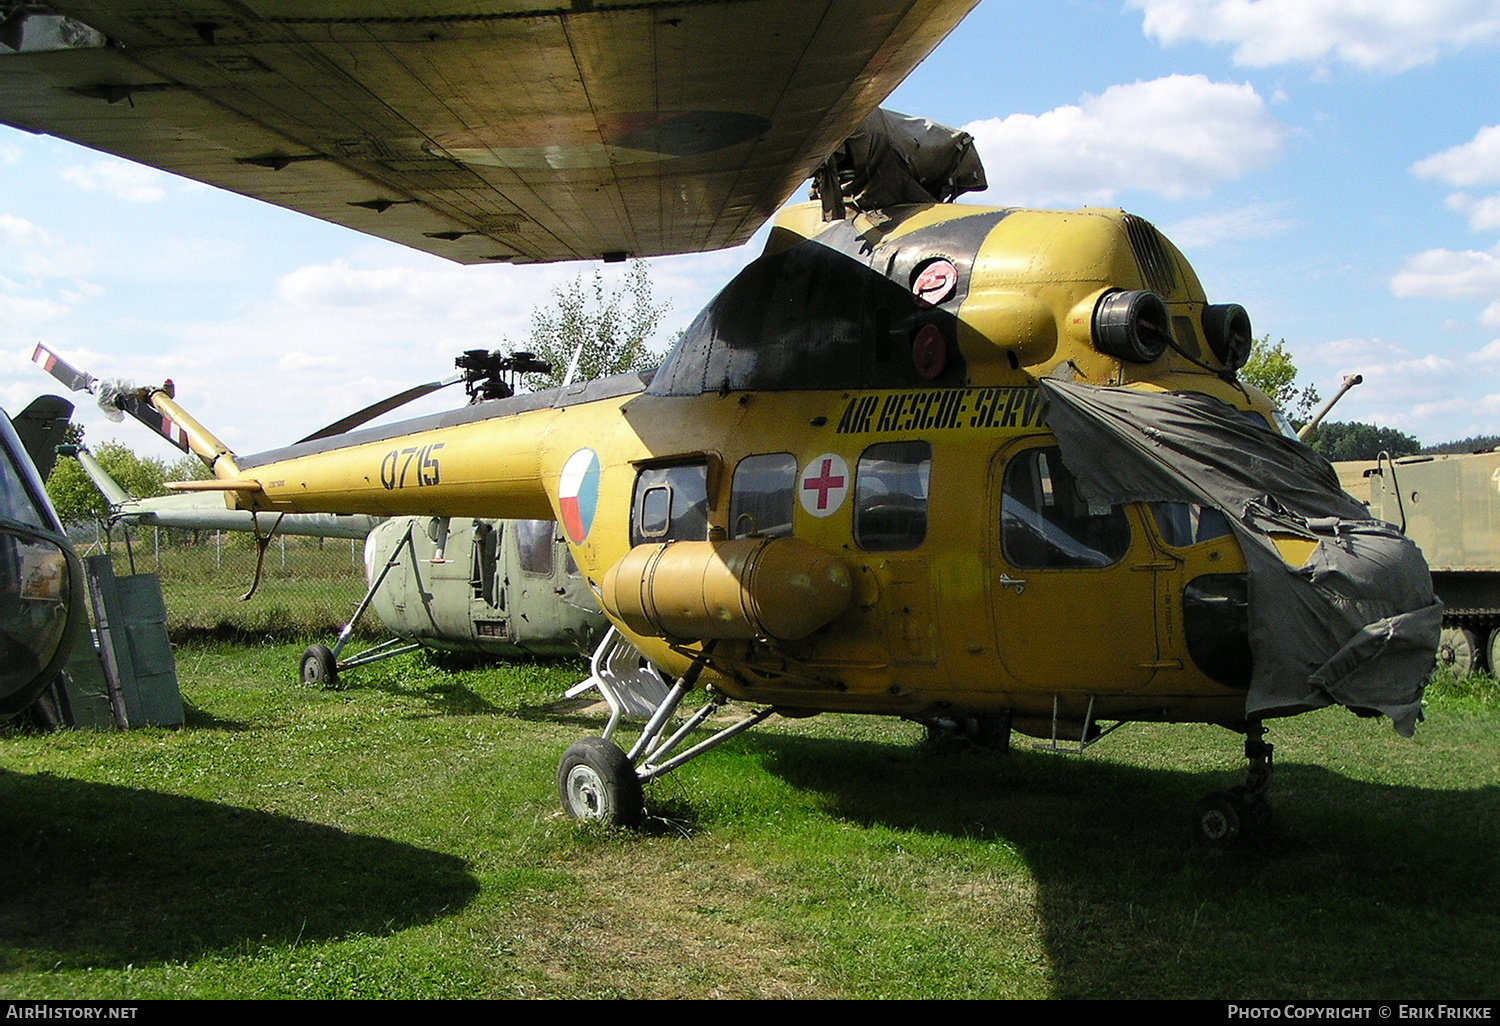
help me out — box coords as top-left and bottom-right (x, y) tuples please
(557, 737), (644, 827)
(1193, 791), (1241, 848)
(300, 644), (338, 686)
(1437, 627), (1479, 679)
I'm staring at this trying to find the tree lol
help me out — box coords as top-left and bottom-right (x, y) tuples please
(1422, 434), (1500, 455)
(1240, 334), (1320, 423)
(1306, 421), (1421, 462)
(519, 260), (670, 388)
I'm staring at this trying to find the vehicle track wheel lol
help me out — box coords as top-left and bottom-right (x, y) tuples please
(558, 737), (643, 827)
(1487, 628), (1500, 678)
(1192, 791), (1241, 848)
(1438, 627), (1479, 679)
(300, 643), (338, 687)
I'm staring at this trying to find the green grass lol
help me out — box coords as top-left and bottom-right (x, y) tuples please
(2, 647), (1497, 999)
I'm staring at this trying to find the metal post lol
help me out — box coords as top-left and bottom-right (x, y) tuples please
(215, 530), (221, 569)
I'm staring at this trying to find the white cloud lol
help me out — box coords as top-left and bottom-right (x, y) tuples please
(1159, 202), (1296, 249)
(59, 159), (168, 202)
(0, 294), (69, 323)
(1482, 301), (1500, 326)
(1133, 0), (1500, 72)
(1299, 336), (1464, 433)
(0, 213), (48, 247)
(1412, 124), (1500, 186)
(963, 75), (1285, 206)
(1444, 192), (1500, 231)
(1390, 242), (1500, 299)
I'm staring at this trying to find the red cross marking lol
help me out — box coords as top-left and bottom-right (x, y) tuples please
(802, 458), (846, 510)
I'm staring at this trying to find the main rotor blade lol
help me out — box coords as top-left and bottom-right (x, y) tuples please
(31, 343), (95, 394)
(297, 375), (461, 443)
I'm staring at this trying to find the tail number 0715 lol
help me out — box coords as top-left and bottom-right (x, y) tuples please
(380, 443), (444, 490)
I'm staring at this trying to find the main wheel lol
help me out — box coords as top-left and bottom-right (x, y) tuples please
(300, 644), (338, 686)
(557, 737), (644, 827)
(1487, 628), (1500, 678)
(1193, 791), (1241, 848)
(1437, 627), (1479, 678)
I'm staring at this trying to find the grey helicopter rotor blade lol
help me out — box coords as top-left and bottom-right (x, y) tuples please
(297, 374), (463, 443)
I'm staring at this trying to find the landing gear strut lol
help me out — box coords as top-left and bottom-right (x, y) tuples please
(1193, 722), (1274, 849)
(558, 630), (776, 827)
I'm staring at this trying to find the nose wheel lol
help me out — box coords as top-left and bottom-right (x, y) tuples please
(1194, 722), (1274, 849)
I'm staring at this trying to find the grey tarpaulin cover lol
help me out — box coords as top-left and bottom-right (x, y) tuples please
(1040, 380), (1441, 735)
(813, 108), (987, 215)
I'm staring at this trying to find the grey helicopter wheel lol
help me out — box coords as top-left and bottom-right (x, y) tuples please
(1192, 791), (1241, 849)
(558, 737), (643, 827)
(300, 643), (338, 687)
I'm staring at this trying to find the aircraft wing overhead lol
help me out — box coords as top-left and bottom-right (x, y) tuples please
(0, 1), (977, 264)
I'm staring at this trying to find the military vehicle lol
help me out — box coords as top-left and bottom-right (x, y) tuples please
(1339, 451), (1500, 677)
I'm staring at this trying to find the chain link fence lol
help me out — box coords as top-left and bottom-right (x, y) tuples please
(68, 523), (376, 641)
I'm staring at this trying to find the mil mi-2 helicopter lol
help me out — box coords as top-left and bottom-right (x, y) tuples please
(0, 0), (1441, 844)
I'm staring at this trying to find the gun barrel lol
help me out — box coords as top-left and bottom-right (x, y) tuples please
(1298, 373), (1363, 441)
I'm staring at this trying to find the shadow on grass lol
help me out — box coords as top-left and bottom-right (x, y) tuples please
(741, 732), (1500, 999)
(0, 771), (479, 972)
(180, 700), (251, 732)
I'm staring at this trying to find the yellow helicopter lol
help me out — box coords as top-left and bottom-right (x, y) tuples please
(0, 0), (1440, 845)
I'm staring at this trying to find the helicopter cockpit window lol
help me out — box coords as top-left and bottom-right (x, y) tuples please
(1002, 446), (1131, 569)
(631, 463), (710, 547)
(855, 441), (931, 551)
(0, 443), (48, 532)
(1151, 502), (1234, 549)
(730, 453), (797, 538)
(514, 519), (555, 576)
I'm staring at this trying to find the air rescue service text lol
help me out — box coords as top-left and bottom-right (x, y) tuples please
(835, 387), (1044, 435)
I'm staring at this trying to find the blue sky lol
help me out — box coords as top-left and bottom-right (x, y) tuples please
(5, 0), (1500, 456)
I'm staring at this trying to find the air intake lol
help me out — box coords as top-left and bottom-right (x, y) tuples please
(1123, 214), (1177, 297)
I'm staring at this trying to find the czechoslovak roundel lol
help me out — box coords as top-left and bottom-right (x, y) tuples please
(559, 448), (601, 544)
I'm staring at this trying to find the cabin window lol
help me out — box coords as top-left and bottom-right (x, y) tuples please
(1151, 502), (1234, 549)
(1001, 446), (1130, 569)
(855, 441), (931, 551)
(514, 519), (555, 576)
(730, 453), (797, 538)
(631, 463), (710, 546)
